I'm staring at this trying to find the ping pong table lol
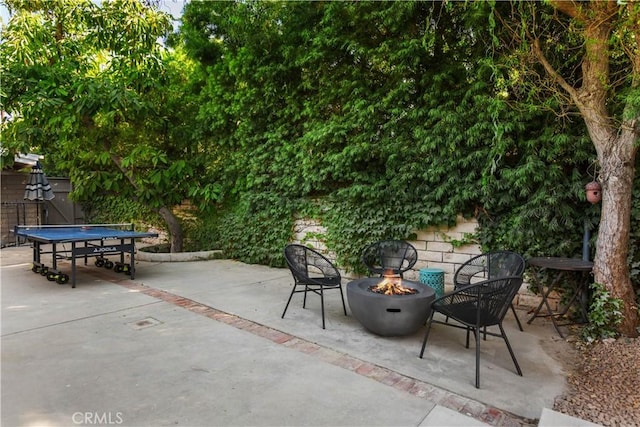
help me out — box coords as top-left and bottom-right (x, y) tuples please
(14, 224), (158, 288)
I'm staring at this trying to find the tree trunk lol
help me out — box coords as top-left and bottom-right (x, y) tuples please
(158, 206), (183, 253)
(590, 128), (639, 337)
(576, 3), (639, 337)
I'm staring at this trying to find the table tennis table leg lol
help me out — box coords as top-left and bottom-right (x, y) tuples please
(71, 242), (77, 288)
(51, 243), (58, 270)
(119, 239), (125, 265)
(129, 238), (136, 279)
(32, 241), (40, 265)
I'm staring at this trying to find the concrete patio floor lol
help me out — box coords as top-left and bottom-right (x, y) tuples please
(1, 245), (591, 426)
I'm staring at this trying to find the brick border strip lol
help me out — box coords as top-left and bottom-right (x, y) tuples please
(93, 271), (536, 427)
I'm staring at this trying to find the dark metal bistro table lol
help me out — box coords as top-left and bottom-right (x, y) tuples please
(526, 257), (593, 338)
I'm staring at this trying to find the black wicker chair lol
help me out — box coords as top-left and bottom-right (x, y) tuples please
(419, 276), (524, 388)
(454, 251), (526, 331)
(282, 244), (347, 329)
(361, 240), (418, 278)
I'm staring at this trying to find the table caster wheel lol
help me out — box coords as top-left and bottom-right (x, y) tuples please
(56, 274), (69, 285)
(104, 260), (114, 269)
(95, 258), (105, 268)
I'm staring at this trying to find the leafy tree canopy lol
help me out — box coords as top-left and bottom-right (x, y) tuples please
(1, 0), (220, 251)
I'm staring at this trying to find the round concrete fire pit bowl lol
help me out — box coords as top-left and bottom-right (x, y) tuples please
(347, 277), (436, 337)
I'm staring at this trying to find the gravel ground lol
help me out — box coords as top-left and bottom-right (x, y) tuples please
(553, 336), (640, 426)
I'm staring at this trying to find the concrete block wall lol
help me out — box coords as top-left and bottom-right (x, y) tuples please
(292, 215), (545, 310)
(292, 216), (329, 253)
(406, 215), (482, 285)
(292, 214), (482, 284)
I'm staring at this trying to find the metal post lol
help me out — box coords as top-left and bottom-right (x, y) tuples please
(582, 218), (590, 261)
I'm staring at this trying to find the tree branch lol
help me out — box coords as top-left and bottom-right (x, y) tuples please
(531, 38), (584, 110)
(104, 141), (141, 192)
(548, 0), (582, 20)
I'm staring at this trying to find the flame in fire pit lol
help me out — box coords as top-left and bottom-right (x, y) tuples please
(369, 272), (417, 295)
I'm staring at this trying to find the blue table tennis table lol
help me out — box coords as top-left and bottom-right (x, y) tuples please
(15, 224), (158, 288)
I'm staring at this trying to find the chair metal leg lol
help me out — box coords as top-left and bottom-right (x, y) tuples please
(303, 285), (309, 308)
(511, 304), (524, 331)
(281, 284), (297, 319)
(320, 285), (326, 329)
(282, 282), (345, 329)
(474, 326), (481, 389)
(499, 323), (522, 376)
(419, 312), (435, 358)
(339, 286), (347, 316)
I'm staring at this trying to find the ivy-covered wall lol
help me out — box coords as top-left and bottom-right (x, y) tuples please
(292, 214), (597, 313)
(88, 1), (639, 303)
(293, 215), (482, 284)
(290, 215), (570, 310)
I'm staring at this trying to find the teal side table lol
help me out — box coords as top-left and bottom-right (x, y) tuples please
(419, 268), (445, 298)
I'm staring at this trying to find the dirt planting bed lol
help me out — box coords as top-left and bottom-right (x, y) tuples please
(553, 336), (640, 427)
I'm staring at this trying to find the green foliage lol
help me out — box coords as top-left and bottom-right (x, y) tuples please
(180, 1), (492, 267)
(179, 213), (222, 252)
(485, 0), (640, 309)
(81, 195), (162, 230)
(81, 195), (222, 252)
(580, 282), (624, 343)
(214, 193), (296, 267)
(440, 232), (478, 249)
(179, 0), (623, 275)
(322, 198), (425, 275)
(3, 0), (639, 311)
(0, 0), (217, 250)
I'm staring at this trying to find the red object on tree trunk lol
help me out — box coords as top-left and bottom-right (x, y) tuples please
(585, 181), (602, 204)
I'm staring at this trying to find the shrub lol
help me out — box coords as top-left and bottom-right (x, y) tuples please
(580, 282), (623, 344)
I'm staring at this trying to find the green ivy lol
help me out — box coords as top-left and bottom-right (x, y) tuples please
(180, 211), (222, 252)
(214, 193), (296, 267)
(81, 196), (162, 231)
(580, 282), (624, 343)
(83, 1), (639, 308)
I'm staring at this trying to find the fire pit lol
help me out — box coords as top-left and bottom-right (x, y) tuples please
(347, 276), (435, 336)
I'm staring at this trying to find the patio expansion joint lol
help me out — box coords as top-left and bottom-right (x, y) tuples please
(101, 273), (535, 427)
(0, 300), (162, 338)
